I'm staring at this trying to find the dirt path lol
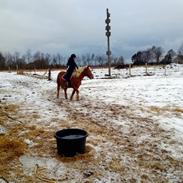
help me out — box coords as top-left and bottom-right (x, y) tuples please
(0, 75), (183, 182)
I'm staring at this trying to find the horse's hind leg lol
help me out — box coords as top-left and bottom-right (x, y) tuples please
(70, 89), (76, 100)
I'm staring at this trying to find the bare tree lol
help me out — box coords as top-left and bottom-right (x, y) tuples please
(161, 49), (176, 65)
(0, 52), (6, 69)
(56, 53), (64, 66)
(117, 56), (124, 65)
(13, 52), (20, 63)
(81, 55), (87, 66)
(4, 52), (13, 69)
(24, 49), (32, 63)
(86, 53), (91, 66)
(154, 46), (163, 64)
(178, 42), (183, 55)
(33, 51), (41, 61)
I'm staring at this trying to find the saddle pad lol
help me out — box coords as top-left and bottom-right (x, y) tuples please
(72, 67), (84, 78)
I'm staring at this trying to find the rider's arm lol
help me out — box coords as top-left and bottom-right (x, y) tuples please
(74, 61), (78, 69)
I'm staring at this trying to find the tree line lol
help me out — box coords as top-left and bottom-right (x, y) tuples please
(0, 50), (124, 70)
(0, 43), (183, 70)
(131, 43), (183, 66)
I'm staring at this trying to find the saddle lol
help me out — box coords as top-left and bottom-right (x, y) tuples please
(62, 75), (72, 87)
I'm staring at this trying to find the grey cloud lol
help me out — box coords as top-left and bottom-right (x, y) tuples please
(0, 0), (183, 58)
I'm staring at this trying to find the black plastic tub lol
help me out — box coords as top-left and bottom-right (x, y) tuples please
(55, 128), (88, 157)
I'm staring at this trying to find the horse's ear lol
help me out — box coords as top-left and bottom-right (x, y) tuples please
(88, 66), (92, 70)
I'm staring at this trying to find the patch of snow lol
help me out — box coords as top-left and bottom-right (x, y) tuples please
(24, 139), (35, 148)
(19, 155), (84, 181)
(0, 125), (7, 135)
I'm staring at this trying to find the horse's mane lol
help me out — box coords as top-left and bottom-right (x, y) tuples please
(72, 67), (86, 78)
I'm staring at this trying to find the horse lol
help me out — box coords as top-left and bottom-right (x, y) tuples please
(57, 66), (94, 100)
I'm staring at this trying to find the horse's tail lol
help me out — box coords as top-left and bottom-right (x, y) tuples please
(57, 71), (63, 83)
(57, 71), (65, 98)
(57, 72), (61, 84)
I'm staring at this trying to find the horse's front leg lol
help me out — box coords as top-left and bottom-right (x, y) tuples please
(64, 88), (68, 99)
(76, 90), (79, 101)
(70, 89), (76, 100)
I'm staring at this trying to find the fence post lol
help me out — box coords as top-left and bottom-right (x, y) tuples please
(164, 66), (167, 76)
(48, 68), (51, 81)
(129, 64), (132, 76)
(34, 65), (36, 74)
(145, 63), (148, 75)
(16, 65), (18, 74)
(8, 66), (11, 73)
(153, 65), (156, 74)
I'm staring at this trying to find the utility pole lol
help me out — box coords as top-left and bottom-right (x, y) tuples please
(105, 8), (112, 77)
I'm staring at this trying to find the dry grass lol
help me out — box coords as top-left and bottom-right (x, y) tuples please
(174, 107), (183, 113)
(17, 70), (25, 75)
(0, 103), (19, 125)
(0, 103), (18, 113)
(150, 106), (183, 116)
(0, 136), (26, 172)
(108, 160), (125, 172)
(0, 103), (27, 178)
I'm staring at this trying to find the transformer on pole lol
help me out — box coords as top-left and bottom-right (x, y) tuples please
(105, 8), (111, 76)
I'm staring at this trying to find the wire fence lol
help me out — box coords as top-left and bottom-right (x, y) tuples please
(12, 64), (183, 81)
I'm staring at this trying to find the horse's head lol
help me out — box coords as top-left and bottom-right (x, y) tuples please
(84, 66), (94, 79)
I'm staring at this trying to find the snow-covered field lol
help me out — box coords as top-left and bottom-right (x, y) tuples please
(0, 64), (183, 182)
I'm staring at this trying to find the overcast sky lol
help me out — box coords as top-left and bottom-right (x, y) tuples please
(0, 0), (183, 59)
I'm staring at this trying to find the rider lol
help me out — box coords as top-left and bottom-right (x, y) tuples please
(63, 54), (78, 84)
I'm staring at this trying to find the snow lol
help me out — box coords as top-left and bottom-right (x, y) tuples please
(80, 66), (183, 182)
(0, 64), (183, 182)
(0, 72), (68, 125)
(79, 66), (183, 137)
(0, 125), (7, 135)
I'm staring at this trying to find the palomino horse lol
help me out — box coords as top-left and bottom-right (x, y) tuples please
(57, 66), (94, 100)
